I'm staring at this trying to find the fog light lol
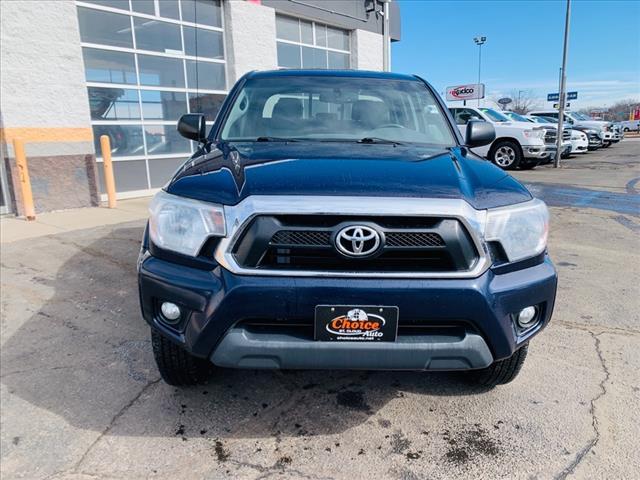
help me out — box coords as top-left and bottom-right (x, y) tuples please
(160, 302), (181, 323)
(517, 306), (537, 327)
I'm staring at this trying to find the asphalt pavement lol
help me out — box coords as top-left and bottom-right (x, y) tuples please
(1, 139), (639, 480)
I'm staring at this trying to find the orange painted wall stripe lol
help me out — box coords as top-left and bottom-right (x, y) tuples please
(0, 127), (94, 143)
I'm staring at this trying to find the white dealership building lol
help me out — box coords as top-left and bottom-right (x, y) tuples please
(0, 0), (400, 216)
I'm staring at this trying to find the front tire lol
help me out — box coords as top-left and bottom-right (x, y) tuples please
(490, 140), (522, 170)
(467, 344), (529, 388)
(151, 329), (213, 386)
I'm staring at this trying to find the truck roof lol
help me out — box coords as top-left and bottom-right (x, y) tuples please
(246, 69), (420, 82)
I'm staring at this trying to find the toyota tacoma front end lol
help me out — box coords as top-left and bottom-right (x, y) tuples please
(138, 70), (557, 388)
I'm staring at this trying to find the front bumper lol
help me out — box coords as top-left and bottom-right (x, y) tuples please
(524, 144), (554, 159)
(570, 138), (589, 153)
(587, 135), (603, 148)
(139, 254), (558, 371)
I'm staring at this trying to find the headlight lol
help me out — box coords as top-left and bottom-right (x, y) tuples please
(523, 129), (545, 139)
(149, 190), (226, 257)
(484, 199), (549, 262)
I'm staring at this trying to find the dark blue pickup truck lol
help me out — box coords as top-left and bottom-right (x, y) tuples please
(138, 70), (557, 388)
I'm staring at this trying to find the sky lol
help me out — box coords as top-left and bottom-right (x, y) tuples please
(392, 0), (640, 110)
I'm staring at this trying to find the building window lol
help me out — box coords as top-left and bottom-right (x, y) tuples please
(76, 0), (227, 196)
(276, 15), (350, 70)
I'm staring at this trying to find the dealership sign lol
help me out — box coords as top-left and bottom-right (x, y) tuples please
(446, 83), (485, 101)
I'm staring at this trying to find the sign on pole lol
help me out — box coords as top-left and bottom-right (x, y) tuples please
(548, 91), (577, 102)
(553, 103), (571, 109)
(446, 83), (485, 101)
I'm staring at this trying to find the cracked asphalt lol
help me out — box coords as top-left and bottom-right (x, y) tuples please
(1, 139), (639, 480)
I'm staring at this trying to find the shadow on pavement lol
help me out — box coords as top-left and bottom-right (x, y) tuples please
(1, 225), (491, 442)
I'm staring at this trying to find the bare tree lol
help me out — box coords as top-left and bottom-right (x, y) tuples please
(509, 90), (541, 114)
(490, 89), (541, 114)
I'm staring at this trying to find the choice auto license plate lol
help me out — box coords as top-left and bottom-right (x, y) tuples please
(314, 305), (399, 342)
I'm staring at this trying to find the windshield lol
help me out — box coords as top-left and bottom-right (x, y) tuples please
(219, 76), (455, 146)
(479, 108), (510, 122)
(531, 116), (552, 123)
(504, 112), (531, 122)
(572, 112), (590, 121)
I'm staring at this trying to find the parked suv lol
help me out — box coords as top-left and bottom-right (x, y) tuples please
(449, 106), (554, 170)
(138, 70), (557, 389)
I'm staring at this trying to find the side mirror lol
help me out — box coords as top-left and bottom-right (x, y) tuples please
(177, 113), (207, 142)
(465, 119), (496, 148)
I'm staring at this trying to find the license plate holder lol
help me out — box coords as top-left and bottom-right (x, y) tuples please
(314, 305), (399, 342)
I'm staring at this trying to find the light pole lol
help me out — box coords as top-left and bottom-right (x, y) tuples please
(517, 90), (524, 112)
(473, 36), (486, 106)
(555, 0), (571, 168)
(381, 0), (391, 72)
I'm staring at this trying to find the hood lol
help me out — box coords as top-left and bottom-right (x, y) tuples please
(575, 120), (608, 129)
(500, 121), (541, 130)
(167, 142), (531, 210)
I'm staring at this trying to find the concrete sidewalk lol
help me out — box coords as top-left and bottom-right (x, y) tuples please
(0, 197), (150, 243)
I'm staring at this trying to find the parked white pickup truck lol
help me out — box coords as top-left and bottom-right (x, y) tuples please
(448, 106), (554, 170)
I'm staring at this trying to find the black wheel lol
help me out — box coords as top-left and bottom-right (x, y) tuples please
(467, 344), (528, 388)
(518, 161), (539, 170)
(490, 140), (522, 170)
(602, 141), (611, 148)
(151, 329), (212, 386)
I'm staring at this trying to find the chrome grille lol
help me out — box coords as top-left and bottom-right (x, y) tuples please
(214, 196), (493, 278)
(231, 215), (479, 274)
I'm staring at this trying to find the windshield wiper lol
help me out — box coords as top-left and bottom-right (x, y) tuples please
(255, 136), (301, 142)
(357, 137), (404, 145)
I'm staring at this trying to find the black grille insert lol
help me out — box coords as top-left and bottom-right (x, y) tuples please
(231, 215), (479, 273)
(271, 230), (332, 247)
(386, 232), (444, 247)
(237, 318), (472, 340)
(270, 230), (445, 249)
